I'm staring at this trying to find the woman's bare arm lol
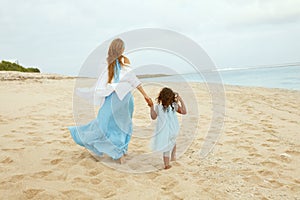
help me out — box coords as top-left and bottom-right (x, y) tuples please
(137, 85), (153, 105)
(137, 85), (149, 98)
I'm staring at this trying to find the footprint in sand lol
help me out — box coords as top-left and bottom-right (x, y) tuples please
(30, 171), (53, 178)
(2, 147), (25, 152)
(0, 157), (13, 164)
(50, 158), (62, 165)
(290, 183), (300, 192)
(155, 175), (179, 190)
(232, 157), (246, 163)
(224, 140), (237, 145)
(270, 154), (292, 163)
(261, 143), (270, 147)
(23, 189), (45, 199)
(258, 170), (274, 177)
(260, 161), (279, 168)
(30, 122), (38, 126)
(146, 172), (160, 180)
(266, 138), (280, 143)
(72, 177), (89, 184)
(50, 149), (64, 156)
(248, 153), (262, 158)
(127, 162), (142, 170)
(9, 174), (25, 182)
(90, 178), (101, 185)
(14, 139), (24, 143)
(26, 131), (36, 135)
(242, 175), (262, 184)
(262, 129), (276, 134)
(3, 134), (14, 138)
(88, 169), (101, 176)
(62, 190), (92, 199)
(238, 145), (257, 152)
(267, 179), (284, 188)
(285, 150), (300, 156)
(267, 148), (276, 152)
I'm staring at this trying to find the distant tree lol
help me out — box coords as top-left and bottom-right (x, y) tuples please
(0, 60), (40, 73)
(27, 67), (40, 72)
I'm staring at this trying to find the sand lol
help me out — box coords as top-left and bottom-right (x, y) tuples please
(0, 72), (299, 199)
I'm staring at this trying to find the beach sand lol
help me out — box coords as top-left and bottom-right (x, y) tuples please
(0, 72), (299, 199)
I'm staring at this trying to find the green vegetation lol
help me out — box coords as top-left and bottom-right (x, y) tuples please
(0, 60), (40, 73)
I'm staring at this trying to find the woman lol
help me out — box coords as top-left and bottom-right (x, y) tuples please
(69, 38), (151, 163)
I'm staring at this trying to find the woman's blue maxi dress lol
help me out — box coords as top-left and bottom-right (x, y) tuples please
(68, 65), (140, 160)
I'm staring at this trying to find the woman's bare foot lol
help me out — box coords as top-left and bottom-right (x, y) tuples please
(164, 165), (172, 170)
(171, 157), (176, 161)
(118, 156), (125, 164)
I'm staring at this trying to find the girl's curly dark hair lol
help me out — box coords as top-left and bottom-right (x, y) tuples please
(156, 87), (177, 111)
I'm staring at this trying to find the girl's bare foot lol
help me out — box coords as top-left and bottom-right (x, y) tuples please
(171, 145), (176, 161)
(164, 165), (172, 170)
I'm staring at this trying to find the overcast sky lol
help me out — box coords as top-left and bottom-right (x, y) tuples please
(0, 0), (300, 75)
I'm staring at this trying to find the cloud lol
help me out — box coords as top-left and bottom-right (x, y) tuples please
(0, 0), (299, 75)
(220, 0), (300, 29)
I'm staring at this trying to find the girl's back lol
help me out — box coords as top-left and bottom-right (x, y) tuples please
(152, 103), (180, 152)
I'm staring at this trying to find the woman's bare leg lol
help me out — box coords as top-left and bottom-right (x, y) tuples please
(118, 155), (125, 164)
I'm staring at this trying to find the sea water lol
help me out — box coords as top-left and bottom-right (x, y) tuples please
(141, 66), (300, 91)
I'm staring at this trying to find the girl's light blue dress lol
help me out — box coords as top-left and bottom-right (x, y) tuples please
(69, 64), (140, 160)
(151, 103), (180, 153)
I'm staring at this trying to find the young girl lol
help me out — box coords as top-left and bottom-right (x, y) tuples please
(148, 87), (187, 169)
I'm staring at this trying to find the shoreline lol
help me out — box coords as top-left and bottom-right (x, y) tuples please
(0, 71), (75, 81)
(1, 71), (299, 92)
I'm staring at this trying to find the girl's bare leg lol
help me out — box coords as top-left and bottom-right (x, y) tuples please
(163, 156), (171, 169)
(171, 144), (176, 161)
(163, 152), (171, 169)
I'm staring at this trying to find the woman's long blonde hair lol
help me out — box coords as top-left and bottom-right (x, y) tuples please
(107, 38), (130, 83)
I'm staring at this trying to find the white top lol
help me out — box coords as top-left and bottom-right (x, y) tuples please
(76, 66), (141, 107)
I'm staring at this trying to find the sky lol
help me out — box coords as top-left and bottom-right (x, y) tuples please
(0, 0), (300, 76)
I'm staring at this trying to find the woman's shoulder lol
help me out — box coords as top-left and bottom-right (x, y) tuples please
(119, 65), (133, 75)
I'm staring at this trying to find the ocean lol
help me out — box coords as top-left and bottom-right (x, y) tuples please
(141, 65), (300, 91)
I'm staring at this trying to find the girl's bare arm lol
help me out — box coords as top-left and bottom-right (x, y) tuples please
(177, 95), (187, 115)
(150, 105), (157, 120)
